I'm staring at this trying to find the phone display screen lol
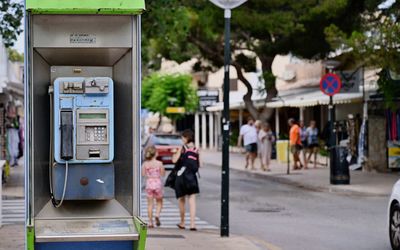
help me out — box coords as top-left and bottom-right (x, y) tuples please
(79, 113), (106, 119)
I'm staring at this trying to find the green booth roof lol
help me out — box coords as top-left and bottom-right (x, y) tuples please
(26, 0), (145, 14)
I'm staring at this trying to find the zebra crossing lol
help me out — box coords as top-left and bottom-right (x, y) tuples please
(1, 199), (25, 225)
(140, 195), (217, 230)
(0, 196), (216, 229)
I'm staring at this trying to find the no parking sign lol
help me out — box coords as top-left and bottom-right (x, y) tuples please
(320, 73), (342, 96)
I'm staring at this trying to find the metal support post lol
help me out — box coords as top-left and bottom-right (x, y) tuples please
(221, 8), (231, 237)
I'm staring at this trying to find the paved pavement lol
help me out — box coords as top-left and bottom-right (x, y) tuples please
(202, 150), (400, 196)
(195, 164), (391, 250)
(141, 193), (217, 230)
(146, 228), (274, 250)
(2, 160), (24, 198)
(0, 224), (25, 250)
(0, 160), (25, 250)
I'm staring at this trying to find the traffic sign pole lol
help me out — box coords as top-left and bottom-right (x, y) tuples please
(328, 96), (336, 147)
(221, 9), (230, 238)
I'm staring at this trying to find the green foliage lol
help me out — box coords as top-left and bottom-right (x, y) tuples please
(262, 71), (276, 91)
(325, 1), (400, 107)
(142, 1), (378, 118)
(142, 73), (198, 120)
(377, 70), (400, 110)
(142, 0), (198, 72)
(0, 0), (23, 48)
(7, 48), (23, 62)
(143, 0), (375, 74)
(230, 128), (239, 146)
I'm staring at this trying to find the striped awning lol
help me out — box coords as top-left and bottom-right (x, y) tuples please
(266, 90), (363, 108)
(206, 88), (364, 111)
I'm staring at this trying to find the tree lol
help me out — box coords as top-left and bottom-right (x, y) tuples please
(325, 1), (400, 108)
(0, 0), (23, 47)
(7, 48), (23, 62)
(142, 73), (199, 121)
(142, 0), (380, 121)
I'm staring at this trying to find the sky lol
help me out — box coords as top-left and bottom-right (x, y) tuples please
(379, 0), (396, 8)
(14, 29), (24, 53)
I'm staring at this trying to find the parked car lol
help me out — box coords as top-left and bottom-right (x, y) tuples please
(389, 180), (400, 250)
(143, 133), (182, 170)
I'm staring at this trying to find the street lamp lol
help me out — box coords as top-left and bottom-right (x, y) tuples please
(209, 0), (247, 238)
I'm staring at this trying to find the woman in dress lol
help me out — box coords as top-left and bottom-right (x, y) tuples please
(258, 122), (275, 171)
(254, 120), (262, 170)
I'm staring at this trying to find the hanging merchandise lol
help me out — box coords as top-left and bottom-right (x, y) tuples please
(387, 109), (400, 169)
(357, 118), (367, 167)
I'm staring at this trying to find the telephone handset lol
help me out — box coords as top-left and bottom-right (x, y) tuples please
(60, 110), (73, 160)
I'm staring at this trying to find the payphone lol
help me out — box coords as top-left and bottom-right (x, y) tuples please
(50, 77), (115, 207)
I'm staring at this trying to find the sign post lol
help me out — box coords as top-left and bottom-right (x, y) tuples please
(320, 73), (350, 185)
(320, 73), (341, 148)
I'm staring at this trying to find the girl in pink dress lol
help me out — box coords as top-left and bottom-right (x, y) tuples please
(142, 146), (165, 228)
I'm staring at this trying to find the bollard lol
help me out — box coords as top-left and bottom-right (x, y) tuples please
(330, 146), (350, 185)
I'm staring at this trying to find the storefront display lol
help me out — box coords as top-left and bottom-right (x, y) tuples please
(387, 109), (400, 168)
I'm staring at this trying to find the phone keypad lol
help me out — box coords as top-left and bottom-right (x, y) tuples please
(85, 126), (107, 142)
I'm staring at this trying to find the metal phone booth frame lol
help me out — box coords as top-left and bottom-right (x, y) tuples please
(24, 1), (147, 249)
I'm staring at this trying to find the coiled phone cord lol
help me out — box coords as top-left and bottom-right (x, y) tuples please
(53, 161), (68, 208)
(49, 86), (69, 208)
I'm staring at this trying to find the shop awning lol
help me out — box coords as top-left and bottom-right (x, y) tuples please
(206, 88), (364, 111)
(266, 89), (364, 108)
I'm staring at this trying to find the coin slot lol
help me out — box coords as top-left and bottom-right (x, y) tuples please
(88, 149), (101, 158)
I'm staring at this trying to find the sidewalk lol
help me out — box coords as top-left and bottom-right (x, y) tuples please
(202, 150), (400, 196)
(2, 158), (24, 198)
(0, 225), (24, 250)
(146, 228), (279, 250)
(0, 226), (277, 250)
(1, 159), (25, 250)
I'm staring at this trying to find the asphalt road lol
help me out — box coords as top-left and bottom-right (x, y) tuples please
(165, 164), (392, 250)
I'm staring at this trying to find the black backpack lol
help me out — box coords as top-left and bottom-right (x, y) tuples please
(180, 147), (199, 173)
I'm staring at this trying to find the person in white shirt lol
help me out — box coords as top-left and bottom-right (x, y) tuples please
(237, 117), (258, 170)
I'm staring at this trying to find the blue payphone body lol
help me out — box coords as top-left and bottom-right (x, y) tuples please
(52, 77), (115, 202)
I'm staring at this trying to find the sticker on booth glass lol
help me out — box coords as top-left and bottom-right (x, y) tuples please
(70, 34), (97, 44)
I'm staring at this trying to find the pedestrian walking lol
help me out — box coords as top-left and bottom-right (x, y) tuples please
(142, 146), (165, 228)
(172, 129), (200, 231)
(306, 120), (319, 168)
(237, 117), (258, 170)
(299, 120), (308, 169)
(288, 118), (304, 170)
(7, 116), (20, 167)
(258, 122), (275, 171)
(254, 120), (263, 169)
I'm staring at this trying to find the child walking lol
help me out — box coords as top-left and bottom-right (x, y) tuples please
(142, 146), (165, 228)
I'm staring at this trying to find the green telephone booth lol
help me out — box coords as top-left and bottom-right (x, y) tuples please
(24, 1), (147, 249)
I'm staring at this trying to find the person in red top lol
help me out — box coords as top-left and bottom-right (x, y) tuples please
(288, 118), (304, 170)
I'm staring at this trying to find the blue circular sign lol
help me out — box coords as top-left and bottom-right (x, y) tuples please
(320, 73), (342, 96)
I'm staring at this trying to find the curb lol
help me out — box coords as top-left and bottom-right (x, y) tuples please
(205, 162), (389, 197)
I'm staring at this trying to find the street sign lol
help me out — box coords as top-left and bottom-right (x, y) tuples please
(197, 89), (219, 111)
(339, 69), (362, 93)
(166, 107), (185, 114)
(320, 73), (342, 96)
